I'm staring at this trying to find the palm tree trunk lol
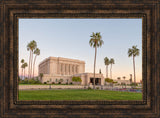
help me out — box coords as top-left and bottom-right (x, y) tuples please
(110, 64), (112, 79)
(106, 65), (108, 78)
(24, 68), (25, 79)
(93, 46), (97, 89)
(33, 55), (37, 78)
(133, 56), (136, 85)
(21, 68), (23, 79)
(30, 51), (33, 79)
(28, 50), (31, 79)
(23, 69), (24, 79)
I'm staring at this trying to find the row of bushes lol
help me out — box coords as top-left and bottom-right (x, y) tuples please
(42, 77), (82, 85)
(105, 78), (139, 86)
(43, 82), (73, 85)
(19, 78), (41, 84)
(19, 77), (82, 85)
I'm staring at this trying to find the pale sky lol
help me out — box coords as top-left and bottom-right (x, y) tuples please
(19, 18), (142, 82)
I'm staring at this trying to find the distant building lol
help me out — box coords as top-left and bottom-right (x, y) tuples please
(38, 57), (105, 85)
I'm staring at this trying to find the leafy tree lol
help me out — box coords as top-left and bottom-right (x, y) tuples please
(104, 57), (110, 78)
(109, 58), (115, 79)
(89, 32), (104, 89)
(128, 45), (140, 85)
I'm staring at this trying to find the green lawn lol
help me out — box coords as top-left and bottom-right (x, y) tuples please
(19, 89), (142, 100)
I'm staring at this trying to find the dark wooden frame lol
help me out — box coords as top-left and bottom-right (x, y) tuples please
(0, 0), (159, 117)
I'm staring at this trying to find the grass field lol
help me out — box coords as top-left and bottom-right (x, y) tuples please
(19, 89), (142, 100)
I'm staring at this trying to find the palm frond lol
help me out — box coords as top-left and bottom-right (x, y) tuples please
(128, 45), (140, 57)
(104, 57), (110, 65)
(89, 32), (104, 48)
(110, 58), (115, 64)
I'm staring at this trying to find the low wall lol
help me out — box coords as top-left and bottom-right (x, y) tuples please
(19, 85), (85, 90)
(19, 85), (142, 92)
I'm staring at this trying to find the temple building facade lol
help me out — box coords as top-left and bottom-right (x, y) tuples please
(38, 57), (105, 85)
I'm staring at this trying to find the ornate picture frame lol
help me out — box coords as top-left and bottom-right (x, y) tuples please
(0, 0), (159, 117)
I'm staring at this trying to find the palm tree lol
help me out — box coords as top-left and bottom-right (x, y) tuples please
(89, 32), (104, 89)
(27, 40), (37, 79)
(128, 45), (140, 85)
(21, 59), (24, 79)
(104, 57), (110, 78)
(109, 58), (115, 79)
(33, 48), (40, 78)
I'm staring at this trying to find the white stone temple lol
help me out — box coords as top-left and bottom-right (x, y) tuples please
(38, 57), (105, 85)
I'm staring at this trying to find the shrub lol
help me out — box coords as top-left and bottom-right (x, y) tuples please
(105, 78), (113, 83)
(130, 83), (138, 86)
(59, 79), (63, 83)
(28, 79), (34, 84)
(88, 87), (92, 90)
(44, 82), (47, 84)
(113, 81), (117, 84)
(70, 82), (73, 85)
(96, 87), (99, 90)
(72, 77), (82, 82)
(19, 78), (29, 84)
(58, 82), (61, 84)
(52, 82), (55, 84)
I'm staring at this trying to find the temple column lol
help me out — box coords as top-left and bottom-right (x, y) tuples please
(73, 65), (76, 74)
(76, 65), (78, 73)
(66, 64), (68, 75)
(68, 64), (71, 75)
(72, 65), (74, 75)
(58, 62), (60, 75)
(64, 64), (66, 75)
(60, 63), (63, 75)
(61, 63), (63, 75)
(77, 66), (79, 74)
(67, 64), (69, 75)
(62, 63), (65, 75)
(75, 65), (76, 74)
(76, 65), (78, 74)
(70, 64), (72, 75)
